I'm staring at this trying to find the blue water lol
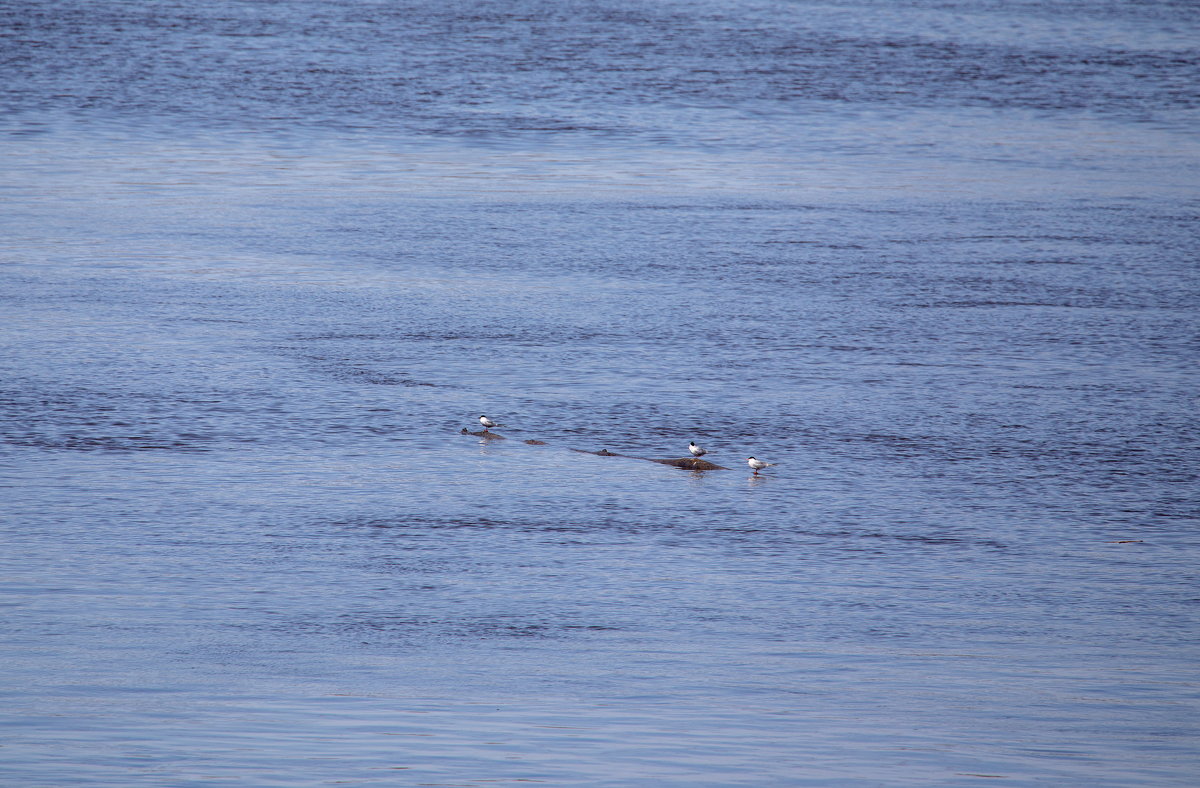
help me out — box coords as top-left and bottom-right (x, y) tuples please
(2, 0), (1198, 785)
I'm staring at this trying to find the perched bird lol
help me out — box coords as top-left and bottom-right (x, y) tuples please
(747, 457), (777, 475)
(479, 415), (500, 431)
(688, 441), (707, 458)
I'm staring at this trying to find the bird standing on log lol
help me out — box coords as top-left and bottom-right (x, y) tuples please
(688, 442), (707, 458)
(479, 415), (501, 431)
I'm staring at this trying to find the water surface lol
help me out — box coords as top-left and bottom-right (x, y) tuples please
(2, 0), (1198, 785)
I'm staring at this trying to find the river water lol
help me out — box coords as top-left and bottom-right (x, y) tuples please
(2, 0), (1198, 785)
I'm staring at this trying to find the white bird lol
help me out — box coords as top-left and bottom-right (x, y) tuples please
(688, 441), (707, 458)
(479, 415), (500, 431)
(747, 456), (776, 474)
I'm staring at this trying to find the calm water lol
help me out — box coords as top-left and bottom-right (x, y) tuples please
(2, 0), (1198, 785)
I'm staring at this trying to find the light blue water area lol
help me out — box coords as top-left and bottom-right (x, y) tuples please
(2, 0), (1199, 785)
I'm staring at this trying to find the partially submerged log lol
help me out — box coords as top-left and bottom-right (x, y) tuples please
(648, 456), (728, 471)
(461, 429), (727, 470)
(460, 430), (544, 445)
(461, 428), (505, 439)
(570, 448), (727, 470)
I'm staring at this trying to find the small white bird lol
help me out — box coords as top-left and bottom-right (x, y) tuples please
(747, 456), (776, 474)
(479, 415), (500, 431)
(688, 441), (707, 458)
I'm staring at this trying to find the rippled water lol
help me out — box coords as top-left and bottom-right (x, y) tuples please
(2, 0), (1198, 785)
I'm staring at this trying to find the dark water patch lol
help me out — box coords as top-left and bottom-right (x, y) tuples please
(301, 359), (439, 387)
(5, 0), (1197, 143)
(251, 612), (620, 646)
(325, 512), (1012, 555)
(290, 332), (385, 342)
(331, 515), (518, 532)
(0, 383), (293, 454)
(923, 300), (1093, 308)
(5, 434), (214, 453)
